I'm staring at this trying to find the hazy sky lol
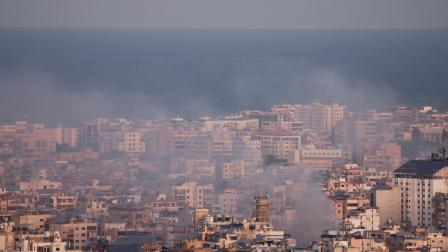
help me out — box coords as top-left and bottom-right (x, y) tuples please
(1, 0), (448, 29)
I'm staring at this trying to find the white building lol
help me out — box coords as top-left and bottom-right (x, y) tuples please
(345, 208), (380, 231)
(15, 231), (66, 252)
(393, 159), (448, 227)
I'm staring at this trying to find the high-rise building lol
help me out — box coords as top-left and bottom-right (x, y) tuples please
(393, 159), (448, 227)
(432, 193), (448, 233)
(55, 127), (78, 148)
(272, 103), (346, 134)
(79, 119), (108, 151)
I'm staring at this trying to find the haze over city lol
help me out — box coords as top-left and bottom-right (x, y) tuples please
(0, 1), (448, 252)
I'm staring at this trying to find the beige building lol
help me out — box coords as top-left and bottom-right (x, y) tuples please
(118, 130), (145, 154)
(17, 214), (54, 231)
(362, 142), (402, 172)
(169, 158), (215, 176)
(211, 129), (234, 159)
(220, 160), (245, 180)
(49, 215), (98, 251)
(295, 145), (343, 170)
(371, 186), (402, 226)
(15, 128), (57, 156)
(51, 192), (77, 209)
(272, 102), (346, 134)
(19, 179), (62, 191)
(55, 127), (78, 148)
(171, 129), (212, 159)
(261, 120), (303, 133)
(216, 188), (239, 215)
(233, 136), (262, 171)
(255, 129), (301, 163)
(172, 182), (214, 210)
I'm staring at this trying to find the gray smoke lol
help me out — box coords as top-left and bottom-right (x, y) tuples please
(0, 65), (397, 125)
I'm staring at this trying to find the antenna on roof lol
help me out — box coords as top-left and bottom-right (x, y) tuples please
(431, 147), (448, 160)
(440, 147), (447, 160)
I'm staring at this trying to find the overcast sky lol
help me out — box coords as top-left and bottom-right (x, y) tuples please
(1, 0), (448, 29)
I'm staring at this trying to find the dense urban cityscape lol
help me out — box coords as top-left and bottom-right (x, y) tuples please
(2, 1), (448, 252)
(0, 102), (447, 251)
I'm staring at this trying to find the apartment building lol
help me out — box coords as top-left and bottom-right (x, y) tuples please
(370, 185), (402, 226)
(432, 193), (448, 233)
(272, 102), (346, 134)
(216, 188), (239, 215)
(232, 136), (262, 171)
(55, 127), (78, 148)
(15, 231), (67, 252)
(172, 182), (214, 210)
(255, 129), (300, 163)
(220, 160), (245, 180)
(202, 117), (259, 132)
(49, 214), (98, 251)
(295, 145), (343, 170)
(118, 130), (145, 154)
(14, 128), (57, 156)
(393, 159), (448, 227)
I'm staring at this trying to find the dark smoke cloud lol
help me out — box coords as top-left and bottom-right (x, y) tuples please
(1, 29), (448, 124)
(0, 65), (396, 125)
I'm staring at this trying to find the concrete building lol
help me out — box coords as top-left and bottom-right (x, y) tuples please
(51, 192), (77, 210)
(55, 127), (78, 148)
(49, 214), (98, 251)
(169, 158), (215, 177)
(216, 188), (238, 216)
(252, 195), (270, 222)
(19, 179), (62, 191)
(344, 208), (380, 231)
(108, 204), (150, 228)
(17, 214), (54, 231)
(393, 159), (448, 227)
(118, 130), (146, 154)
(295, 145), (343, 170)
(255, 129), (300, 163)
(362, 142), (402, 172)
(15, 128), (57, 156)
(272, 102), (346, 134)
(220, 160), (245, 180)
(334, 120), (379, 146)
(0, 135), (14, 154)
(173, 182), (214, 210)
(432, 193), (448, 234)
(15, 231), (66, 252)
(79, 118), (108, 151)
(232, 136), (262, 171)
(202, 117), (259, 132)
(413, 125), (448, 144)
(371, 185), (402, 226)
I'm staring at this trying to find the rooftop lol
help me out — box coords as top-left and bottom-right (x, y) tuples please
(255, 129), (298, 137)
(394, 160), (448, 178)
